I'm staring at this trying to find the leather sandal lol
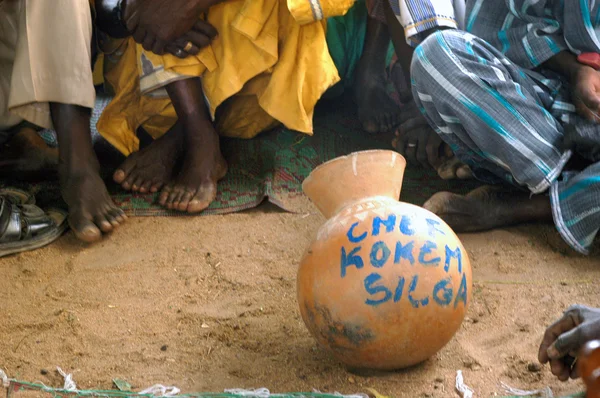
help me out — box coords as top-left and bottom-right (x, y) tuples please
(0, 190), (67, 258)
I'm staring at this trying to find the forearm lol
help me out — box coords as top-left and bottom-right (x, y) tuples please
(542, 51), (589, 85)
(384, 0), (456, 86)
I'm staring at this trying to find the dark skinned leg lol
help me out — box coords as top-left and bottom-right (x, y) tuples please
(423, 185), (553, 232)
(0, 125), (58, 179)
(355, 15), (401, 134)
(383, 0), (413, 92)
(113, 121), (184, 193)
(50, 103), (127, 242)
(159, 78), (227, 213)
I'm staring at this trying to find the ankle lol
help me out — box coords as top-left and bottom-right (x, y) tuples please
(58, 155), (101, 178)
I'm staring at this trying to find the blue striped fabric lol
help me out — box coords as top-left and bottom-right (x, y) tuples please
(390, 0), (458, 46)
(409, 1), (600, 254)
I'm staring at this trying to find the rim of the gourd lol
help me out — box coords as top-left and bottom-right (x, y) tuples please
(306, 149), (405, 177)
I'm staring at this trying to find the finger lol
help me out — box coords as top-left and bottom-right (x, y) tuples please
(395, 129), (409, 156)
(185, 43), (200, 55)
(426, 133), (444, 170)
(142, 33), (156, 52)
(569, 356), (580, 380)
(171, 38), (201, 55)
(580, 104), (600, 123)
(399, 117), (428, 136)
(132, 26), (146, 45)
(151, 39), (167, 55)
(550, 358), (569, 381)
(579, 88), (600, 113)
(416, 134), (430, 169)
(443, 143), (454, 158)
(124, 5), (140, 32)
(193, 20), (218, 39)
(184, 31), (212, 49)
(405, 143), (418, 165)
(539, 312), (580, 363)
(165, 44), (188, 59)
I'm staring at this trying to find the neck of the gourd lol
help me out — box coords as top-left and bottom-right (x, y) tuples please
(302, 151), (405, 220)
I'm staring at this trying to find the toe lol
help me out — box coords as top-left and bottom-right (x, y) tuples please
(457, 164), (474, 179)
(94, 214), (114, 233)
(423, 191), (455, 214)
(68, 211), (102, 243)
(112, 207), (127, 223)
(113, 169), (127, 184)
(122, 173), (138, 191)
(159, 185), (173, 206)
(167, 189), (181, 210)
(105, 209), (120, 228)
(150, 179), (164, 193)
(362, 119), (379, 134)
(177, 190), (194, 212)
(131, 176), (144, 192)
(187, 182), (217, 213)
(113, 157), (138, 184)
(139, 180), (152, 193)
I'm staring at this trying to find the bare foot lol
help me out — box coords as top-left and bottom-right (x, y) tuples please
(158, 120), (227, 213)
(423, 185), (553, 232)
(61, 166), (127, 243)
(0, 126), (58, 179)
(51, 102), (127, 243)
(113, 123), (183, 193)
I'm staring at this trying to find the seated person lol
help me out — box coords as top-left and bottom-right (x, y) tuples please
(391, 0), (600, 254)
(94, 0), (355, 213)
(0, 0), (126, 243)
(374, 0), (474, 180)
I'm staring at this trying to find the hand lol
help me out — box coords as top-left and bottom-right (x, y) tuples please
(539, 305), (600, 381)
(572, 67), (600, 123)
(165, 20), (218, 58)
(392, 101), (449, 170)
(123, 0), (215, 55)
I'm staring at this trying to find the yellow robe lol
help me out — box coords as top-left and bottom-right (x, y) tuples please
(97, 0), (354, 156)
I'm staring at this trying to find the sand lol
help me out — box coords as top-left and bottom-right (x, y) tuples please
(0, 200), (599, 397)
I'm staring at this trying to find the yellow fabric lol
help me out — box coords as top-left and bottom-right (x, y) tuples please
(287, 0), (355, 25)
(98, 0), (351, 156)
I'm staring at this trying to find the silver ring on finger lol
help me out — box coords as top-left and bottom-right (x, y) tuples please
(176, 49), (186, 57)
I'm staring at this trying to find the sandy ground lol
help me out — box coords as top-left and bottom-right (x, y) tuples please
(1, 198), (599, 398)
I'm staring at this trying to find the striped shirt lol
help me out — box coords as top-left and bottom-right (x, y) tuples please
(392, 0), (460, 46)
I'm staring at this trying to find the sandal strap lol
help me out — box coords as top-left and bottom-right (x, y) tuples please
(0, 199), (57, 243)
(0, 198), (24, 243)
(20, 205), (55, 240)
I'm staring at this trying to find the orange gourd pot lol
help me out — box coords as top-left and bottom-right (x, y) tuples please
(297, 150), (472, 370)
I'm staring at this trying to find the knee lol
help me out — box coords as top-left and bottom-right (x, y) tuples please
(410, 29), (470, 91)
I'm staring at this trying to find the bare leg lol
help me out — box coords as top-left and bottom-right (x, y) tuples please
(159, 78), (227, 213)
(0, 125), (58, 179)
(51, 103), (126, 242)
(423, 185), (553, 232)
(113, 122), (184, 193)
(355, 15), (401, 134)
